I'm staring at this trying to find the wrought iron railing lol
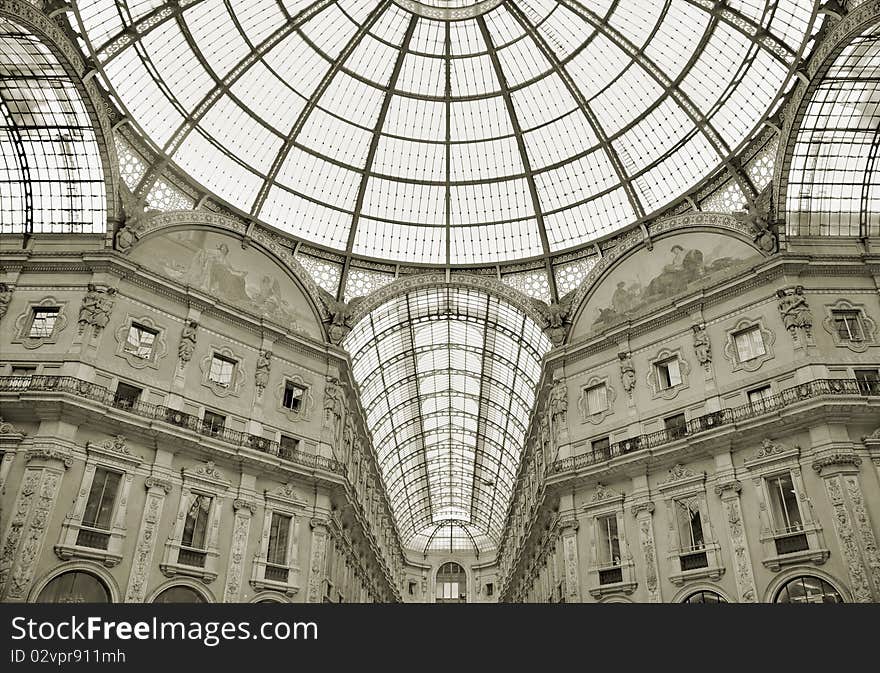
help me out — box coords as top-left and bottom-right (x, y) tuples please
(0, 375), (342, 474)
(551, 378), (877, 475)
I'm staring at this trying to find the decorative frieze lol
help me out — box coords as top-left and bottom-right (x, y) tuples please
(124, 476), (173, 602)
(306, 518), (329, 603)
(0, 450), (69, 601)
(823, 475), (873, 602)
(223, 499), (256, 603)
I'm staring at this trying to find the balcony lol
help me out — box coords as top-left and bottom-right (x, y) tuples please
(551, 378), (878, 475)
(0, 375), (341, 474)
(75, 527), (110, 551)
(177, 547), (207, 568)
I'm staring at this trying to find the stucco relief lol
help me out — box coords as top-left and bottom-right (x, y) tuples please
(306, 520), (329, 603)
(716, 483), (758, 602)
(824, 475), (872, 602)
(223, 500), (255, 603)
(844, 476), (880, 597)
(124, 478), (172, 603)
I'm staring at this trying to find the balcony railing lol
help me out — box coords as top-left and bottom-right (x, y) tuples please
(0, 375), (342, 474)
(552, 378), (878, 474)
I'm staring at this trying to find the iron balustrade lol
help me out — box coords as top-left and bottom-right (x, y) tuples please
(551, 378), (877, 474)
(0, 375), (341, 474)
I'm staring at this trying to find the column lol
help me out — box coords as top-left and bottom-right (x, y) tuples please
(715, 480), (758, 602)
(124, 476), (172, 603)
(0, 446), (71, 601)
(223, 499), (255, 602)
(631, 502), (662, 603)
(559, 517), (581, 602)
(814, 455), (879, 602)
(306, 518), (329, 603)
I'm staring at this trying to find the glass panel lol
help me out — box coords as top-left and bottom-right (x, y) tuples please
(28, 308), (58, 337)
(767, 473), (803, 533)
(209, 355), (235, 386)
(734, 326), (765, 361)
(182, 494), (212, 549)
(36, 571), (110, 603)
(124, 323), (157, 359)
(82, 467), (121, 531)
(596, 514), (620, 567)
(267, 513), (291, 566)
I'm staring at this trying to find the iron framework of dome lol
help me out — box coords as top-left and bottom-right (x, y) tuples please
(73, 0), (820, 278)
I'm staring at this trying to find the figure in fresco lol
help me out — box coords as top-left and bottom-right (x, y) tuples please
(592, 243), (745, 328)
(185, 243), (249, 302)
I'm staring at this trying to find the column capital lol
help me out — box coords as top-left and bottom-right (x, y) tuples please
(144, 476), (173, 494)
(25, 445), (72, 468)
(812, 452), (862, 475)
(714, 479), (742, 496)
(310, 517), (331, 531)
(630, 500), (655, 517)
(233, 498), (257, 514)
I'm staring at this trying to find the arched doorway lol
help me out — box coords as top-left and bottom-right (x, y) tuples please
(152, 585), (208, 603)
(36, 570), (111, 603)
(774, 575), (844, 604)
(436, 562), (467, 604)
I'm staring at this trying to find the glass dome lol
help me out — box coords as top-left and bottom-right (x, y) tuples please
(73, 0), (819, 266)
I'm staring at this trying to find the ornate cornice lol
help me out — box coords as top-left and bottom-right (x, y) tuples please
(25, 445), (72, 468)
(812, 453), (862, 473)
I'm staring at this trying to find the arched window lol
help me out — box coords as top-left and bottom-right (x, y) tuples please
(682, 590), (727, 604)
(153, 586), (207, 603)
(774, 576), (844, 604)
(36, 570), (110, 603)
(436, 562), (467, 604)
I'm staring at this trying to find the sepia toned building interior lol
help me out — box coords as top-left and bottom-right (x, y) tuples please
(1, 0), (879, 605)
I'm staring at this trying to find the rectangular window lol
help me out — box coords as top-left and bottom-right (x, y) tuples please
(485, 582), (494, 597)
(279, 434), (301, 459)
(208, 354), (235, 387)
(584, 383), (608, 415)
(267, 512), (292, 567)
(124, 323), (157, 359)
(202, 410), (226, 436)
(113, 382), (142, 409)
(748, 385), (773, 411)
(282, 382), (307, 412)
(182, 494), (212, 550)
(81, 467), (121, 532)
(767, 473), (803, 534)
(675, 498), (705, 551)
(831, 310), (863, 341)
(591, 436), (610, 459)
(408, 582), (416, 596)
(664, 413), (688, 439)
(854, 369), (880, 395)
(596, 514), (620, 567)
(28, 307), (59, 338)
(655, 357), (682, 389)
(734, 326), (765, 362)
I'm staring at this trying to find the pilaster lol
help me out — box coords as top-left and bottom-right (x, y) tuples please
(124, 475), (173, 602)
(306, 517), (330, 603)
(715, 479), (758, 602)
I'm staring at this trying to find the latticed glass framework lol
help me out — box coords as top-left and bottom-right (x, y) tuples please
(786, 21), (880, 238)
(344, 287), (550, 553)
(72, 0), (818, 266)
(0, 17), (106, 232)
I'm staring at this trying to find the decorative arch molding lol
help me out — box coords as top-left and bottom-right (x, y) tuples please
(146, 578), (216, 604)
(345, 272), (548, 332)
(122, 210), (330, 330)
(249, 591), (292, 604)
(28, 561), (122, 604)
(773, 0), (880, 220)
(670, 583), (734, 604)
(0, 0), (120, 222)
(761, 566), (852, 604)
(568, 213), (768, 333)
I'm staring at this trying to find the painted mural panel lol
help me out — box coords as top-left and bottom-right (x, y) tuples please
(577, 233), (760, 335)
(130, 230), (319, 337)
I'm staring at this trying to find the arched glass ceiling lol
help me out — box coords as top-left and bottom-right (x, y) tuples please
(0, 17), (106, 233)
(786, 21), (880, 238)
(73, 0), (819, 265)
(344, 287), (551, 553)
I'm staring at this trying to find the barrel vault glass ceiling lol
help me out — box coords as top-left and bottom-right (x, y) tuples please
(344, 287), (551, 554)
(72, 0), (820, 267)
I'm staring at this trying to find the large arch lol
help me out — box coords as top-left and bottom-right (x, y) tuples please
(0, 0), (119, 228)
(775, 1), (880, 238)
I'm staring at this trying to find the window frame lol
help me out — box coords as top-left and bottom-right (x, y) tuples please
(114, 315), (167, 369)
(251, 483), (306, 596)
(583, 486), (636, 598)
(12, 297), (69, 349)
(723, 318), (775, 372)
(822, 299), (877, 353)
(55, 436), (143, 566)
(578, 376), (616, 425)
(646, 348), (690, 400)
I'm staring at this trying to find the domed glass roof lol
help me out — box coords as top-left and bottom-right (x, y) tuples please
(74, 0), (819, 266)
